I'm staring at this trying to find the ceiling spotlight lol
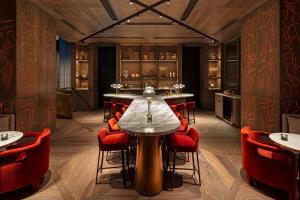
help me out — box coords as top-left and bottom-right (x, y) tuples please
(137, 14), (140, 19)
(166, 0), (170, 4)
(159, 15), (162, 19)
(130, 0), (133, 5)
(127, 19), (131, 22)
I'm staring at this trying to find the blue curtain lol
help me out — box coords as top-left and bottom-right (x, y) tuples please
(57, 38), (71, 89)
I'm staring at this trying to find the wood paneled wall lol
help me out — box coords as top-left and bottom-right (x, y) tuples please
(0, 0), (57, 131)
(0, 0), (16, 114)
(241, 0), (300, 132)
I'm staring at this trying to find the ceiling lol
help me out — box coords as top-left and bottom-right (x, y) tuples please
(30, 0), (269, 44)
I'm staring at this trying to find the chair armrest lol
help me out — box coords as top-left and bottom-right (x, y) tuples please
(0, 138), (41, 157)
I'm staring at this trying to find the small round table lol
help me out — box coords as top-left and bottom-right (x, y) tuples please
(0, 131), (23, 150)
(269, 133), (300, 199)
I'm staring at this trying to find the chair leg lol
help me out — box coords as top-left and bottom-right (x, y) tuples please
(121, 150), (126, 187)
(106, 151), (109, 161)
(187, 110), (190, 123)
(96, 148), (101, 184)
(196, 151), (201, 186)
(103, 108), (106, 122)
(100, 151), (104, 173)
(166, 150), (170, 171)
(193, 109), (195, 123)
(172, 150), (176, 189)
(192, 152), (195, 174)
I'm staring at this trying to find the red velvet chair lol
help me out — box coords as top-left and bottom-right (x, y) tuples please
(241, 127), (297, 200)
(176, 103), (185, 116)
(115, 103), (124, 113)
(175, 112), (182, 120)
(0, 128), (51, 193)
(177, 117), (188, 133)
(115, 112), (122, 121)
(170, 105), (177, 112)
(166, 128), (201, 188)
(108, 118), (120, 132)
(96, 128), (130, 186)
(121, 107), (127, 114)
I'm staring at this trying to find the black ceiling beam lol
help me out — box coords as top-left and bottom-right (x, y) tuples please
(99, 0), (118, 21)
(180, 0), (198, 21)
(132, 0), (218, 42)
(79, 0), (169, 42)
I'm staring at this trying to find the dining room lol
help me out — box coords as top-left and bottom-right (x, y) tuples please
(0, 0), (300, 200)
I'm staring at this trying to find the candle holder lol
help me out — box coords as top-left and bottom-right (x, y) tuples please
(1, 133), (8, 141)
(280, 133), (288, 141)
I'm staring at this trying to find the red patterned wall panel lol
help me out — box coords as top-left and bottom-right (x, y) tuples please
(280, 0), (300, 114)
(241, 0), (280, 131)
(0, 0), (16, 114)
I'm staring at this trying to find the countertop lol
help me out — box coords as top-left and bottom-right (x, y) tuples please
(215, 93), (241, 99)
(104, 93), (194, 100)
(118, 96), (180, 136)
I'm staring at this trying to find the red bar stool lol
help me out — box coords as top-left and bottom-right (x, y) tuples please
(103, 101), (115, 122)
(175, 111), (182, 120)
(121, 106), (127, 114)
(108, 118), (120, 132)
(170, 105), (177, 112)
(115, 112), (122, 121)
(176, 103), (185, 116)
(96, 128), (130, 186)
(166, 128), (201, 188)
(185, 102), (196, 124)
(177, 117), (188, 133)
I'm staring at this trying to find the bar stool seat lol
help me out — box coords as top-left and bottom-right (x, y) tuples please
(170, 105), (177, 112)
(115, 112), (122, 121)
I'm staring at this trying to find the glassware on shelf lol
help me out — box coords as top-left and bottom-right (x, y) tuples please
(173, 84), (185, 94)
(111, 83), (123, 94)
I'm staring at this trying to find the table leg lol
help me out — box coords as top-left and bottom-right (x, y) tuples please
(135, 136), (163, 196)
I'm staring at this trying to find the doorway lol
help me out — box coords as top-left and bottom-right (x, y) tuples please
(98, 46), (116, 107)
(182, 46), (200, 107)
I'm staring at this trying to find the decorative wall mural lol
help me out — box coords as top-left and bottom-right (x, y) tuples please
(281, 0), (300, 114)
(241, 1), (280, 131)
(0, 18), (16, 114)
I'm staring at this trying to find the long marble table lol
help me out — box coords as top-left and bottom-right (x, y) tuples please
(118, 96), (181, 195)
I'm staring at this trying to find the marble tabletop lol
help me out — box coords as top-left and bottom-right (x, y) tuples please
(104, 93), (194, 100)
(269, 133), (300, 153)
(118, 96), (180, 136)
(0, 131), (23, 148)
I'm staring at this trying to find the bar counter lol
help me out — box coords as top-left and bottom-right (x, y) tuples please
(108, 94), (194, 196)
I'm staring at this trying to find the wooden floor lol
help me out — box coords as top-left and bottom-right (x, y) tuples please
(1, 110), (288, 200)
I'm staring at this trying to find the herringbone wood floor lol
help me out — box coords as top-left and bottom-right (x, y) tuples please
(1, 110), (288, 200)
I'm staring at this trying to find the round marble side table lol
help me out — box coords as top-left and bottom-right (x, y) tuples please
(0, 131), (23, 150)
(269, 133), (300, 200)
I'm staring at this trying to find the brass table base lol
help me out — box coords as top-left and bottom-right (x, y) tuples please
(135, 136), (163, 196)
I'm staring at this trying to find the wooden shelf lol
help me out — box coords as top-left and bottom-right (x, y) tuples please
(76, 59), (88, 62)
(158, 60), (177, 62)
(208, 59), (221, 62)
(121, 60), (141, 62)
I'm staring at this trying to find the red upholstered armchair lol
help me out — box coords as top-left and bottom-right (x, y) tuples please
(0, 128), (51, 193)
(241, 127), (297, 200)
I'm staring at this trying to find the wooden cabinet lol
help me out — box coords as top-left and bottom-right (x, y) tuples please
(224, 38), (240, 94)
(119, 45), (179, 91)
(215, 93), (241, 127)
(75, 45), (89, 90)
(208, 43), (222, 90)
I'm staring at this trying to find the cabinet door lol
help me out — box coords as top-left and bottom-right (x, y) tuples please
(215, 95), (223, 118)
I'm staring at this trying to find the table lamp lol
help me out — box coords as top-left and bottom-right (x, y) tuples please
(111, 83), (123, 94)
(143, 86), (155, 122)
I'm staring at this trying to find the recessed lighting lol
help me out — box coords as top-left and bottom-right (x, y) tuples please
(127, 19), (131, 22)
(137, 14), (140, 19)
(166, 0), (170, 4)
(159, 15), (162, 19)
(130, 0), (133, 5)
